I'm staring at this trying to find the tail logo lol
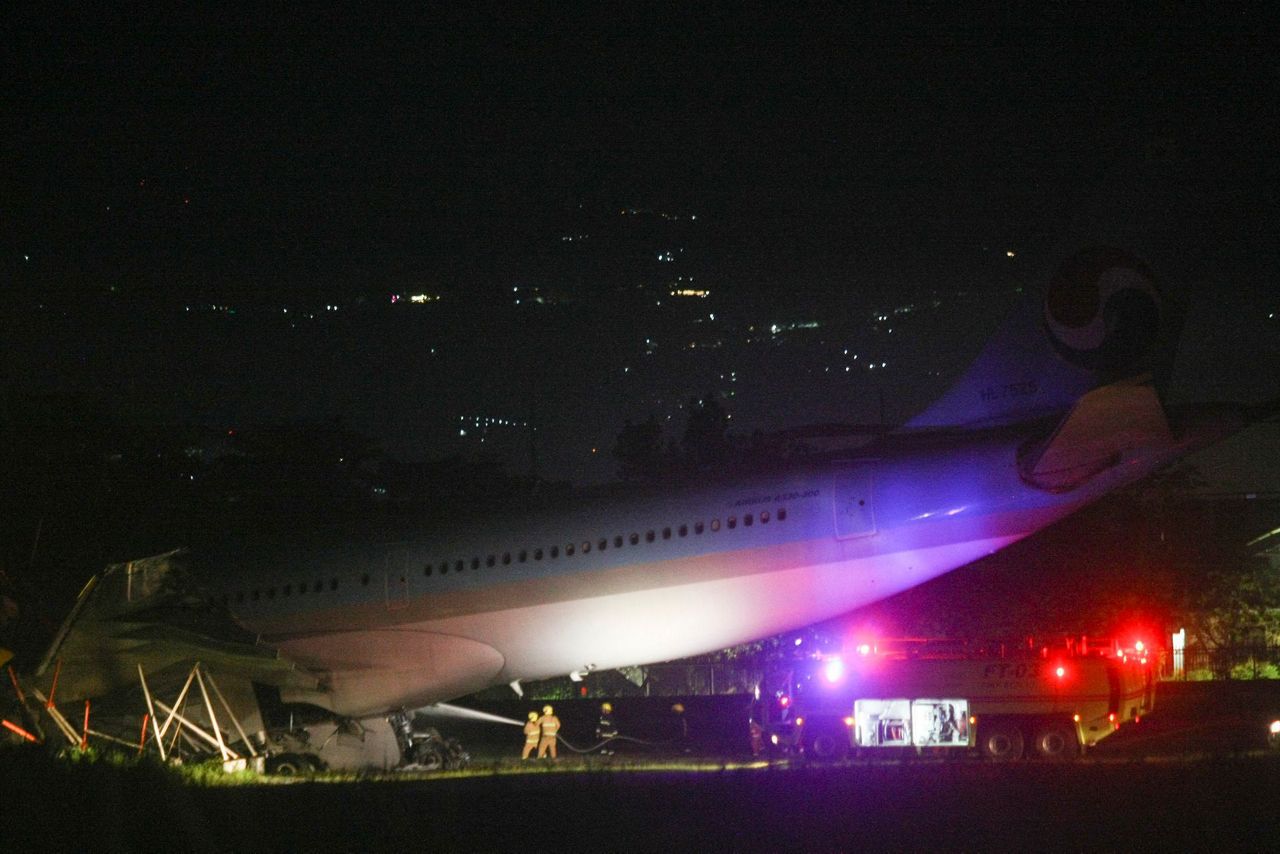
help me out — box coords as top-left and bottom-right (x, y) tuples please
(1044, 247), (1163, 376)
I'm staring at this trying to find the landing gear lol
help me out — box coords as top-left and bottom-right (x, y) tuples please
(264, 728), (326, 775)
(390, 711), (470, 771)
(266, 753), (323, 775)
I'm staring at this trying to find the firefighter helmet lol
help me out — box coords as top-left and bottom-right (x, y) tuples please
(528, 711), (538, 721)
(543, 705), (554, 715)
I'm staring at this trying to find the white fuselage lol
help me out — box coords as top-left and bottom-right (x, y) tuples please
(207, 420), (1208, 718)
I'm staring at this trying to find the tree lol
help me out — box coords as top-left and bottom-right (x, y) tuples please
(682, 394), (728, 466)
(613, 419), (664, 480)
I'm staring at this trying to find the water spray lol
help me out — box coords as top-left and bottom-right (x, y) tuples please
(416, 703), (524, 727)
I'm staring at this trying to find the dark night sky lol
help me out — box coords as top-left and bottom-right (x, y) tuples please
(3, 9), (1278, 480)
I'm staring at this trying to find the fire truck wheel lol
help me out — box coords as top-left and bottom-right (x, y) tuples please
(1032, 723), (1079, 760)
(804, 729), (849, 761)
(980, 723), (1024, 761)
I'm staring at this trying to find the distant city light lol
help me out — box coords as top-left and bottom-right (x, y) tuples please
(670, 288), (710, 298)
(1006, 250), (1016, 257)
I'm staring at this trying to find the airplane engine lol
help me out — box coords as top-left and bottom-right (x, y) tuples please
(1042, 247), (1169, 380)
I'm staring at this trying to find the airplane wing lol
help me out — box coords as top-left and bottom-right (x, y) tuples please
(33, 550), (319, 706)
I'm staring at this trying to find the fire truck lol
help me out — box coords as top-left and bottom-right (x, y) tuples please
(753, 638), (1155, 761)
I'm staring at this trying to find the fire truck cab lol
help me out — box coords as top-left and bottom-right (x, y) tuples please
(753, 638), (1155, 761)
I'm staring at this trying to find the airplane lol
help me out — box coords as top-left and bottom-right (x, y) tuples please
(23, 246), (1260, 769)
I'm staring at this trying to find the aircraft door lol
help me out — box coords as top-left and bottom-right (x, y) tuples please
(384, 546), (411, 611)
(832, 462), (876, 539)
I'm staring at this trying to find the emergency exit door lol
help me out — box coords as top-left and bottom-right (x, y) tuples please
(384, 546), (410, 611)
(832, 462), (876, 539)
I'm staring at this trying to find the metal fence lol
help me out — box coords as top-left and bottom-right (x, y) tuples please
(633, 664), (761, 697)
(1166, 645), (1280, 680)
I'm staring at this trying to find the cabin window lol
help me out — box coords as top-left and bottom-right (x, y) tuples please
(582, 541), (592, 553)
(456, 560), (465, 572)
(471, 557), (480, 570)
(360, 574), (370, 586)
(744, 514), (753, 527)
(761, 511), (770, 523)
(486, 555), (496, 568)
(778, 507), (787, 521)
(283, 584), (292, 596)
(695, 522), (705, 535)
(662, 527), (672, 540)
(329, 579), (338, 591)
(727, 517), (737, 530)
(518, 550), (527, 563)
(550, 546), (560, 559)
(710, 519), (720, 532)
(614, 535), (624, 548)
(629, 533), (640, 546)
(424, 564), (433, 577)
(679, 524), (688, 537)
(598, 538), (608, 551)
(534, 548), (543, 561)
(645, 530), (655, 543)
(566, 543), (576, 556)
(502, 553), (511, 566)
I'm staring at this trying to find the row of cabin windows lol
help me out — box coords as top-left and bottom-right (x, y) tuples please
(235, 577), (339, 604)
(232, 505), (789, 603)
(421, 506), (787, 577)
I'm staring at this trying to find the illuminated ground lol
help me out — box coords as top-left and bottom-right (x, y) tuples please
(5, 746), (1280, 852)
(5, 681), (1280, 850)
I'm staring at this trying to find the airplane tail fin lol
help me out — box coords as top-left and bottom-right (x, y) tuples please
(906, 247), (1182, 430)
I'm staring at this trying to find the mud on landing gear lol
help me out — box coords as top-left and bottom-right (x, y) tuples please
(389, 711), (469, 771)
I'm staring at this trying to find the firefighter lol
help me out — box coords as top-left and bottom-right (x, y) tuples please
(521, 711), (540, 759)
(749, 716), (765, 757)
(537, 704), (561, 759)
(596, 702), (618, 754)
